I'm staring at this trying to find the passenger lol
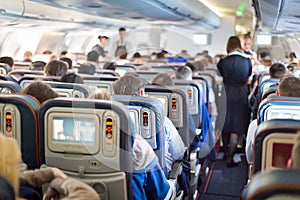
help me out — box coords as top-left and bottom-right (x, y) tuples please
(113, 74), (185, 172)
(289, 52), (299, 64)
(59, 57), (73, 69)
(103, 62), (116, 71)
(0, 134), (99, 200)
(152, 73), (174, 86)
(240, 33), (258, 64)
(217, 36), (252, 167)
(0, 56), (14, 68)
(177, 50), (191, 59)
(115, 49), (130, 65)
(132, 52), (144, 64)
(92, 35), (110, 58)
(246, 76), (300, 164)
(21, 81), (58, 104)
(0, 175), (15, 200)
(78, 63), (96, 75)
(92, 86), (172, 199)
(250, 63), (287, 120)
(23, 51), (33, 62)
(114, 27), (131, 57)
(29, 61), (46, 71)
(60, 73), (84, 84)
(44, 60), (68, 77)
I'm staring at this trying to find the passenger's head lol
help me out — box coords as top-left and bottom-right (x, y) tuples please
(29, 61), (46, 71)
(117, 49), (128, 59)
(87, 51), (100, 62)
(175, 65), (192, 81)
(44, 60), (68, 77)
(269, 63), (286, 79)
(60, 73), (83, 84)
(23, 51), (33, 62)
(226, 36), (242, 54)
(0, 134), (20, 196)
(240, 33), (252, 52)
(288, 133), (300, 169)
(59, 57), (73, 69)
(119, 27), (126, 39)
(103, 62), (116, 71)
(185, 62), (196, 72)
(0, 56), (14, 67)
(21, 81), (58, 104)
(289, 52), (297, 59)
(277, 77), (300, 97)
(98, 35), (109, 47)
(152, 73), (174, 86)
(113, 74), (145, 96)
(89, 91), (112, 100)
(78, 63), (96, 75)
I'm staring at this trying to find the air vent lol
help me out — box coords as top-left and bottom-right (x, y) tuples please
(86, 3), (103, 8)
(113, 12), (126, 15)
(130, 16), (145, 19)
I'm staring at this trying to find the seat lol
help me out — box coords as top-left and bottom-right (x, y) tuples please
(258, 79), (279, 101)
(261, 85), (277, 101)
(0, 94), (40, 169)
(39, 98), (134, 200)
(257, 72), (270, 85)
(242, 169), (300, 200)
(192, 76), (209, 105)
(0, 63), (12, 75)
(18, 75), (61, 88)
(135, 71), (159, 83)
(151, 66), (176, 77)
(45, 81), (92, 98)
(174, 80), (203, 129)
(94, 69), (119, 77)
(112, 95), (166, 170)
(82, 76), (119, 94)
(115, 65), (136, 77)
(252, 119), (300, 175)
(0, 81), (22, 93)
(258, 96), (300, 124)
(293, 68), (300, 77)
(8, 70), (44, 81)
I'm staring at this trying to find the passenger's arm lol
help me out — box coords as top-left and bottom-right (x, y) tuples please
(43, 178), (99, 200)
(19, 167), (67, 188)
(245, 119), (258, 164)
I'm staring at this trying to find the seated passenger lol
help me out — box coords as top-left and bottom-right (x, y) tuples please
(246, 76), (300, 163)
(78, 63), (96, 75)
(44, 60), (68, 77)
(113, 74), (185, 172)
(59, 57), (73, 69)
(287, 132), (300, 169)
(21, 81), (58, 104)
(29, 61), (46, 71)
(0, 134), (99, 200)
(0, 56), (14, 68)
(250, 63), (287, 120)
(60, 73), (84, 84)
(90, 87), (172, 199)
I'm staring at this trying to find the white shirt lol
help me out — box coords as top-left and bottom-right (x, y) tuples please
(245, 119), (258, 164)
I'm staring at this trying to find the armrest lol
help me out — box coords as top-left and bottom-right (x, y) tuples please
(169, 161), (182, 179)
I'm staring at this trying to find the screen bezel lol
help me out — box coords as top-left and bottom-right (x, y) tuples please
(153, 95), (168, 116)
(47, 112), (100, 154)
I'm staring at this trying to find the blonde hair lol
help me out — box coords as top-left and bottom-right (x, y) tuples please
(0, 135), (21, 196)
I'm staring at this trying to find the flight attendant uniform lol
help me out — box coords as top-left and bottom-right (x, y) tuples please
(217, 51), (252, 136)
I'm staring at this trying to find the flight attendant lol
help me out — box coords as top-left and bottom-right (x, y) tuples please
(217, 36), (252, 167)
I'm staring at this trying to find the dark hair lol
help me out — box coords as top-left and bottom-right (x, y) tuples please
(60, 73), (83, 84)
(78, 64), (96, 75)
(44, 60), (68, 76)
(133, 52), (141, 58)
(226, 36), (242, 54)
(60, 51), (68, 56)
(185, 62), (196, 71)
(289, 52), (297, 59)
(21, 81), (58, 104)
(103, 62), (116, 71)
(0, 56), (14, 67)
(175, 66), (192, 80)
(87, 51), (100, 62)
(278, 77), (300, 97)
(119, 27), (126, 32)
(269, 63), (286, 79)
(59, 57), (73, 69)
(29, 61), (46, 71)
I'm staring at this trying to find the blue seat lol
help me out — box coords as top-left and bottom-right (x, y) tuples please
(18, 75), (61, 88)
(0, 81), (21, 93)
(258, 96), (300, 124)
(258, 79), (279, 101)
(0, 63), (12, 75)
(0, 94), (40, 169)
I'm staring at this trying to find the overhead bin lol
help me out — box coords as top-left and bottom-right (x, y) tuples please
(0, 0), (24, 25)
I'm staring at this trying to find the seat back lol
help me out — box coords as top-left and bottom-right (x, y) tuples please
(258, 96), (300, 124)
(135, 71), (159, 83)
(115, 65), (136, 77)
(0, 81), (22, 94)
(18, 75), (61, 88)
(258, 79), (279, 100)
(151, 66), (176, 77)
(94, 70), (119, 77)
(82, 76), (119, 94)
(44, 81), (91, 98)
(261, 85), (278, 101)
(174, 80), (202, 128)
(242, 169), (300, 200)
(39, 98), (133, 200)
(0, 94), (40, 169)
(8, 70), (44, 81)
(193, 76), (209, 105)
(0, 63), (12, 75)
(293, 68), (300, 77)
(145, 85), (190, 147)
(112, 95), (165, 169)
(253, 119), (300, 174)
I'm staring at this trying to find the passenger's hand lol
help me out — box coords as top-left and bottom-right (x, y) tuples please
(51, 168), (68, 180)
